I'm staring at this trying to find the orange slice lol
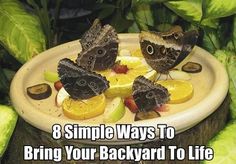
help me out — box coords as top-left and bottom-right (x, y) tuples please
(157, 80), (194, 104)
(98, 56), (156, 98)
(62, 94), (106, 120)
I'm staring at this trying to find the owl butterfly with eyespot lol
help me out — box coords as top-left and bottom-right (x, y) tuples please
(58, 58), (109, 100)
(132, 76), (170, 112)
(139, 27), (199, 74)
(77, 19), (119, 71)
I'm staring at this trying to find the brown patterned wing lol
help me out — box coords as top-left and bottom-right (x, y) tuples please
(58, 58), (109, 100)
(139, 29), (198, 74)
(132, 76), (170, 112)
(77, 24), (119, 71)
(80, 19), (102, 51)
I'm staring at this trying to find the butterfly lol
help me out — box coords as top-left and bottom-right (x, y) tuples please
(58, 58), (109, 100)
(132, 75), (170, 112)
(77, 19), (119, 71)
(139, 27), (199, 74)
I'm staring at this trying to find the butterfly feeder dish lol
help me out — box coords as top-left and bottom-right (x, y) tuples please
(10, 20), (228, 145)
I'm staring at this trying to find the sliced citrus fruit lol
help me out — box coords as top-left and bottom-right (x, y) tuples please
(157, 80), (193, 104)
(62, 94), (106, 120)
(131, 49), (143, 57)
(98, 56), (156, 98)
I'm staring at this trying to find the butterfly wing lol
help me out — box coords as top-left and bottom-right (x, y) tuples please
(80, 19), (102, 51)
(77, 24), (118, 71)
(132, 76), (170, 112)
(172, 30), (199, 68)
(58, 58), (109, 100)
(139, 29), (198, 73)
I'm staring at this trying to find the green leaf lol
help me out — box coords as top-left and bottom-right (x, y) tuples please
(110, 11), (133, 32)
(0, 0), (46, 63)
(98, 7), (115, 19)
(152, 3), (178, 25)
(201, 28), (220, 54)
(226, 16), (236, 52)
(227, 53), (236, 120)
(131, 3), (154, 30)
(126, 11), (140, 33)
(213, 50), (236, 120)
(132, 0), (168, 5)
(0, 105), (18, 157)
(205, 121), (236, 164)
(164, 0), (202, 23)
(203, 0), (236, 19)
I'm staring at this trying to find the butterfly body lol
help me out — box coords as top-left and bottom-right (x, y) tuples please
(58, 58), (109, 100)
(132, 76), (170, 112)
(139, 29), (198, 74)
(77, 19), (119, 71)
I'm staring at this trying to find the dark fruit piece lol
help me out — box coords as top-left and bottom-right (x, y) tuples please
(124, 96), (138, 113)
(54, 81), (63, 91)
(134, 110), (161, 121)
(27, 83), (52, 100)
(182, 62), (202, 73)
(112, 63), (129, 74)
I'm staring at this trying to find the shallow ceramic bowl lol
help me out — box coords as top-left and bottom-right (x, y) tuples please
(10, 34), (228, 145)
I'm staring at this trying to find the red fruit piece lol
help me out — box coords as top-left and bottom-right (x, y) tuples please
(54, 81), (63, 91)
(112, 63), (129, 74)
(154, 104), (169, 112)
(124, 96), (138, 113)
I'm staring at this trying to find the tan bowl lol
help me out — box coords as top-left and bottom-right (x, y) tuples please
(10, 34), (228, 144)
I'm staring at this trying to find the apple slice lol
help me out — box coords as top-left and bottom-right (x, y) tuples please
(158, 70), (191, 80)
(103, 97), (125, 123)
(44, 71), (59, 83)
(55, 87), (70, 107)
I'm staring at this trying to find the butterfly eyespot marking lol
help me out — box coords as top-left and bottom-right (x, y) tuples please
(146, 91), (155, 99)
(104, 38), (108, 42)
(87, 61), (92, 64)
(96, 48), (106, 57)
(77, 79), (87, 86)
(146, 44), (154, 55)
(89, 82), (98, 89)
(89, 56), (94, 60)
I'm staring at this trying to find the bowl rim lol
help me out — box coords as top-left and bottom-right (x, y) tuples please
(10, 33), (229, 143)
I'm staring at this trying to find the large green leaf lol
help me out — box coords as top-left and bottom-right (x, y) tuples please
(132, 0), (168, 5)
(130, 3), (154, 31)
(214, 50), (236, 120)
(0, 105), (18, 157)
(226, 16), (236, 52)
(164, 0), (218, 28)
(201, 28), (220, 54)
(203, 0), (236, 19)
(0, 0), (46, 63)
(164, 0), (202, 23)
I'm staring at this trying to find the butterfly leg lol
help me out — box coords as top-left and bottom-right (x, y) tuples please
(168, 73), (173, 80)
(155, 73), (162, 83)
(81, 100), (88, 105)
